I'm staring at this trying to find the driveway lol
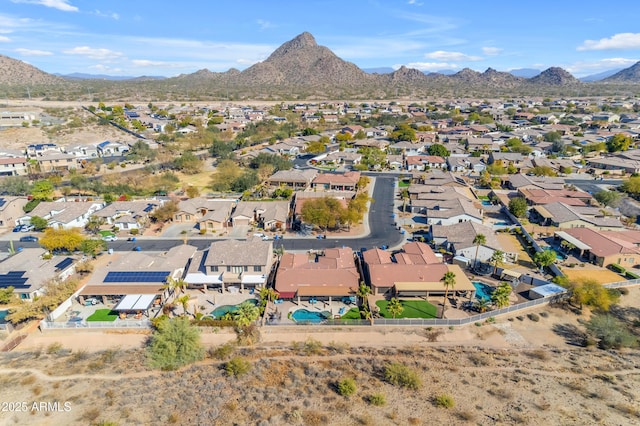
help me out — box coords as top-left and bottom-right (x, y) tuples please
(160, 223), (198, 238)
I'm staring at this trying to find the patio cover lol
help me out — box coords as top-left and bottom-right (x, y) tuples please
(554, 231), (591, 251)
(114, 294), (157, 311)
(500, 269), (522, 279)
(394, 279), (475, 293)
(296, 286), (355, 297)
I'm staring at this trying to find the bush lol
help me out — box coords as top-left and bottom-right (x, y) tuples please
(619, 287), (630, 295)
(368, 393), (386, 406)
(384, 362), (421, 389)
(609, 263), (626, 274)
(434, 394), (455, 409)
(337, 378), (357, 397)
(225, 357), (251, 377)
(147, 317), (204, 371)
(624, 271), (639, 279)
(527, 313), (540, 322)
(209, 343), (235, 360)
(199, 229), (206, 235)
(586, 314), (637, 349)
(46, 342), (63, 354)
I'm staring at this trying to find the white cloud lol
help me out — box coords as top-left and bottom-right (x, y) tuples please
(399, 62), (458, 71)
(88, 64), (122, 73)
(15, 48), (53, 56)
(578, 33), (640, 51)
(482, 47), (502, 56)
(131, 59), (182, 69)
(256, 19), (274, 30)
(62, 46), (123, 60)
(0, 36), (11, 42)
(11, 0), (78, 12)
(565, 57), (639, 75)
(407, 0), (424, 5)
(91, 10), (119, 20)
(424, 50), (482, 61)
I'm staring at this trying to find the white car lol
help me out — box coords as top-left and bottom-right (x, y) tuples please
(102, 235), (118, 242)
(253, 233), (270, 241)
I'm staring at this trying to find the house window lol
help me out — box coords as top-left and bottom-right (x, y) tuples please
(253, 266), (261, 272)
(231, 266), (243, 274)
(185, 215), (191, 220)
(244, 266), (248, 272)
(210, 266), (218, 272)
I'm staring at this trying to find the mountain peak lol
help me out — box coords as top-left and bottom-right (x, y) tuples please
(267, 32), (318, 60)
(603, 61), (640, 83)
(529, 67), (579, 85)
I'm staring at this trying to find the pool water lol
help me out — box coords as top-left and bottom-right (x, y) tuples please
(291, 309), (331, 323)
(0, 310), (7, 323)
(210, 299), (258, 318)
(472, 282), (495, 301)
(543, 247), (566, 260)
(481, 200), (492, 206)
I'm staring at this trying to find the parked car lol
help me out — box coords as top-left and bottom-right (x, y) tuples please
(133, 246), (141, 251)
(21, 225), (34, 232)
(19, 235), (38, 242)
(102, 235), (118, 242)
(12, 225), (24, 232)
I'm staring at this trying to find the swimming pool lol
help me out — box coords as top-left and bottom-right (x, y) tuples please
(543, 247), (566, 260)
(210, 299), (259, 318)
(481, 200), (492, 206)
(291, 309), (331, 323)
(472, 282), (495, 301)
(0, 310), (7, 323)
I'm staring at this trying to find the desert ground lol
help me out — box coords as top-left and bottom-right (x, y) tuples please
(0, 287), (638, 426)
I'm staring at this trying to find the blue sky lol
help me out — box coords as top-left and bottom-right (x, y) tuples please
(1, 0), (640, 78)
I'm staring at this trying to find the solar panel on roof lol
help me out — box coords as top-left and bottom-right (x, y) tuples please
(0, 271), (28, 288)
(143, 204), (154, 213)
(103, 271), (170, 283)
(0, 198), (5, 208)
(55, 258), (73, 270)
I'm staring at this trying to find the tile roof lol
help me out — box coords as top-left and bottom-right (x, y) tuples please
(203, 239), (273, 267)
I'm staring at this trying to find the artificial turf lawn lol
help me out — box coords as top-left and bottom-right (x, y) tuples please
(375, 299), (437, 319)
(340, 307), (362, 320)
(86, 309), (118, 322)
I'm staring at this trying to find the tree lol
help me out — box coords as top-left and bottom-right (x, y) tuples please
(29, 216), (49, 231)
(39, 228), (85, 253)
(387, 298), (404, 319)
(79, 238), (107, 257)
(490, 250), (505, 275)
(606, 133), (633, 153)
(147, 317), (204, 371)
(173, 152), (203, 174)
(543, 131), (562, 143)
(176, 294), (191, 316)
(0, 287), (14, 304)
(441, 271), (456, 318)
(391, 124), (416, 142)
(84, 215), (105, 234)
(305, 140), (326, 155)
(491, 282), (512, 308)
(356, 281), (371, 309)
(0, 176), (31, 195)
(568, 279), (619, 311)
(31, 180), (54, 201)
(508, 197), (528, 218)
(427, 144), (450, 157)
(301, 197), (347, 231)
(185, 186), (200, 198)
(473, 234), (486, 269)
(585, 314), (637, 349)
(233, 301), (260, 327)
(533, 250), (556, 273)
(150, 201), (178, 223)
(128, 140), (156, 162)
(594, 190), (621, 207)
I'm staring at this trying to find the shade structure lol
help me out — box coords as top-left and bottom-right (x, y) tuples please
(114, 294), (156, 311)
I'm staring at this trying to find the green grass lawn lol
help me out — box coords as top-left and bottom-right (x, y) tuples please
(340, 307), (362, 320)
(376, 299), (437, 319)
(86, 309), (118, 322)
(398, 180), (410, 188)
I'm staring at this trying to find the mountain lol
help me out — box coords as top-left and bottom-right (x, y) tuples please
(0, 54), (65, 86)
(528, 67), (581, 85)
(58, 73), (166, 81)
(602, 61), (640, 83)
(363, 67), (394, 74)
(579, 68), (624, 82)
(509, 68), (541, 78)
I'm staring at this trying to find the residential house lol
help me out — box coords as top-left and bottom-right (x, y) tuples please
(97, 141), (129, 157)
(37, 151), (77, 173)
(66, 144), (99, 159)
(0, 157), (29, 176)
(556, 228), (640, 268)
(26, 143), (61, 158)
(518, 188), (592, 207)
(311, 172), (361, 191)
(316, 151), (362, 167)
(275, 247), (360, 302)
(80, 245), (197, 306)
(22, 201), (105, 229)
(230, 201), (289, 230)
(0, 197), (29, 228)
(506, 174), (565, 191)
(409, 170), (467, 188)
(184, 239), (273, 292)
(419, 198), (483, 226)
(430, 221), (515, 264)
(531, 202), (623, 230)
(386, 154), (404, 170)
(0, 248), (77, 301)
(268, 169), (318, 189)
(353, 139), (390, 150)
(93, 200), (162, 231)
(405, 155), (446, 171)
(174, 198), (236, 231)
(390, 141), (426, 155)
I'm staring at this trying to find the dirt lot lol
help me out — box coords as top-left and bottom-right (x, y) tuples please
(562, 267), (624, 285)
(1, 288), (638, 426)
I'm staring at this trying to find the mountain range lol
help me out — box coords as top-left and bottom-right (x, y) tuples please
(1, 32), (639, 100)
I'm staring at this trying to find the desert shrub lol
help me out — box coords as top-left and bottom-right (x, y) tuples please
(384, 362), (421, 389)
(368, 393), (386, 406)
(337, 378), (357, 397)
(434, 394), (455, 408)
(147, 317), (204, 371)
(225, 357), (251, 377)
(586, 314), (637, 349)
(619, 287), (630, 295)
(209, 343), (235, 360)
(539, 311), (549, 318)
(46, 342), (63, 354)
(527, 313), (540, 322)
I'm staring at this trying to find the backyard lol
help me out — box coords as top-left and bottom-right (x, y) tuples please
(375, 299), (437, 319)
(86, 309), (118, 322)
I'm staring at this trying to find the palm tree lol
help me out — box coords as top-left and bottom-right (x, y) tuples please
(441, 271), (456, 318)
(233, 301), (260, 327)
(387, 298), (404, 319)
(163, 277), (187, 297)
(491, 282), (512, 309)
(475, 298), (491, 313)
(400, 188), (410, 213)
(356, 281), (371, 309)
(473, 234), (487, 270)
(176, 294), (190, 316)
(490, 250), (505, 276)
(259, 287), (279, 304)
